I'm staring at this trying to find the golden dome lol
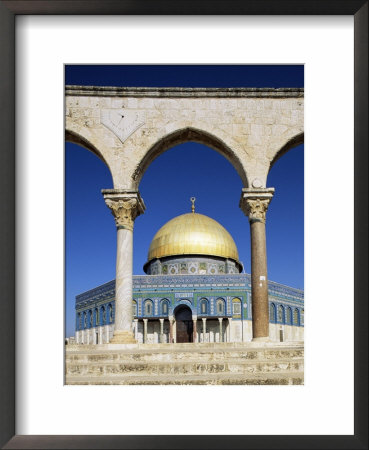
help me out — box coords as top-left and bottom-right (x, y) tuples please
(147, 212), (240, 263)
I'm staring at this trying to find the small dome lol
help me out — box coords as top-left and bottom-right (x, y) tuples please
(146, 212), (240, 263)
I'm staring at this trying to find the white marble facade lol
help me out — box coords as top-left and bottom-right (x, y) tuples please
(75, 319), (303, 344)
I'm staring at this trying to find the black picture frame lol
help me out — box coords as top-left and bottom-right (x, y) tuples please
(0, 1), (367, 449)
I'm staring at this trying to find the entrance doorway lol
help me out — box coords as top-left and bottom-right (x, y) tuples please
(175, 305), (193, 343)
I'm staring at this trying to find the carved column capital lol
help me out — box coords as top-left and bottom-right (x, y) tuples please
(102, 189), (145, 231)
(239, 188), (275, 223)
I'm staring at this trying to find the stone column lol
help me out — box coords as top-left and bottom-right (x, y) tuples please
(240, 188), (274, 341)
(169, 317), (174, 343)
(228, 318), (233, 342)
(133, 319), (138, 341)
(159, 318), (164, 343)
(192, 316), (197, 343)
(143, 318), (148, 343)
(218, 318), (223, 342)
(202, 318), (207, 343)
(102, 189), (145, 344)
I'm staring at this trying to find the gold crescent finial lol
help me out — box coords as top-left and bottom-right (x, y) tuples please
(190, 197), (196, 213)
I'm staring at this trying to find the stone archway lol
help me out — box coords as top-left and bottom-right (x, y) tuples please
(174, 305), (193, 343)
(65, 86), (304, 344)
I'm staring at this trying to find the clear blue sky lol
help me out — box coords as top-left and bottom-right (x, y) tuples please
(65, 65), (304, 337)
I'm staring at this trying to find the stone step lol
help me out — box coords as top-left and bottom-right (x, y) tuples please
(66, 358), (303, 376)
(67, 341), (304, 353)
(66, 347), (304, 363)
(65, 371), (304, 385)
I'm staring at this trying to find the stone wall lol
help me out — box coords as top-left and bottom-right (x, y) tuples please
(66, 87), (304, 189)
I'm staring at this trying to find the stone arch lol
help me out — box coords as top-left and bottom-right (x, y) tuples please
(268, 132), (304, 171)
(174, 299), (194, 314)
(132, 127), (250, 188)
(173, 304), (193, 318)
(65, 125), (116, 186)
(65, 129), (108, 165)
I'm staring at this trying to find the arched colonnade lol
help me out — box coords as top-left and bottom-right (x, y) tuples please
(65, 86), (304, 343)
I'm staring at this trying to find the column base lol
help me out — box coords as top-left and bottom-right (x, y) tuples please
(110, 331), (137, 344)
(252, 336), (270, 343)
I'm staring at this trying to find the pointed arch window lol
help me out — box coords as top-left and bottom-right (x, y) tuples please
(101, 306), (106, 325)
(200, 298), (208, 315)
(269, 303), (276, 323)
(144, 300), (153, 316)
(287, 307), (292, 325)
(293, 308), (300, 325)
(278, 305), (285, 323)
(132, 300), (137, 317)
(108, 304), (113, 323)
(232, 298), (241, 315)
(216, 298), (225, 315)
(161, 300), (169, 316)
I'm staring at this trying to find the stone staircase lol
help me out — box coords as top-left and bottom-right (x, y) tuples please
(65, 342), (304, 385)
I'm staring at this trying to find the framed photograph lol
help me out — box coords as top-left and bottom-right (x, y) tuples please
(0, 1), (367, 449)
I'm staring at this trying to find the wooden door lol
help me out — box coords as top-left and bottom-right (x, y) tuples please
(175, 306), (193, 343)
(176, 320), (193, 343)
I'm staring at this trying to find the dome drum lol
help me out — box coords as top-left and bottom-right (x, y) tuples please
(144, 254), (242, 275)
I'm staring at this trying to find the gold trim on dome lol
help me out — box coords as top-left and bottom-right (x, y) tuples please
(147, 213), (240, 262)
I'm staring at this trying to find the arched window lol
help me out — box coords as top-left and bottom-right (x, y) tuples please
(200, 299), (208, 315)
(287, 307), (292, 325)
(161, 300), (169, 316)
(108, 304), (113, 323)
(83, 311), (87, 329)
(144, 300), (153, 316)
(269, 303), (276, 323)
(301, 309), (304, 326)
(278, 305), (285, 323)
(101, 306), (106, 325)
(132, 300), (137, 317)
(232, 298), (241, 315)
(216, 298), (225, 315)
(95, 308), (99, 326)
(88, 310), (93, 328)
(293, 308), (300, 325)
